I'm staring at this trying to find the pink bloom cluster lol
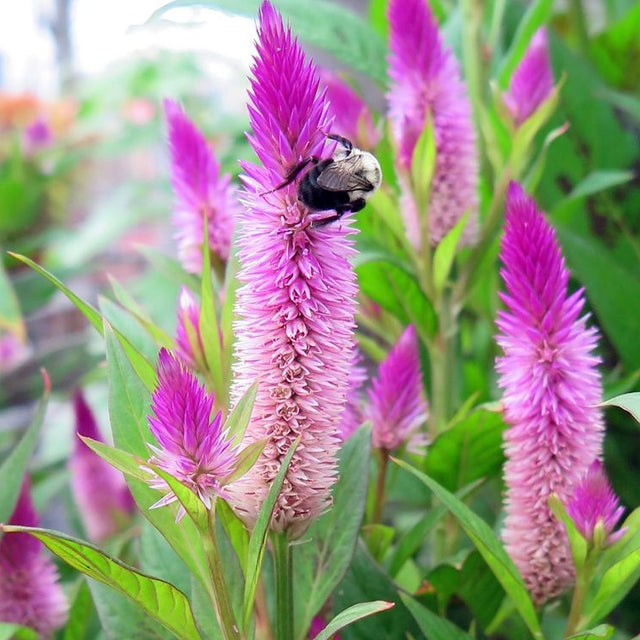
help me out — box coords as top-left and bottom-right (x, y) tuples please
(497, 182), (604, 604)
(227, 1), (358, 538)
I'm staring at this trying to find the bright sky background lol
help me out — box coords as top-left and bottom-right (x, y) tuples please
(0, 0), (255, 96)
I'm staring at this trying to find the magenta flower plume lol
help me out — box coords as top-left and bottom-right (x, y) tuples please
(497, 182), (604, 605)
(175, 286), (205, 370)
(387, 0), (478, 246)
(366, 325), (428, 450)
(165, 99), (238, 273)
(70, 390), (135, 541)
(0, 479), (68, 637)
(503, 29), (554, 126)
(227, 1), (358, 537)
(322, 72), (379, 150)
(566, 460), (625, 547)
(147, 349), (239, 515)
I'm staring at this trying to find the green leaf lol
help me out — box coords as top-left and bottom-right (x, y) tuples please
(0, 374), (48, 527)
(313, 601), (394, 640)
(62, 580), (96, 640)
(294, 426), (372, 637)
(2, 526), (203, 640)
(243, 438), (300, 627)
(0, 624), (37, 640)
(356, 258), (437, 341)
(150, 0), (388, 86)
(410, 115), (436, 218)
(548, 495), (588, 572)
(601, 392), (640, 424)
(566, 625), (615, 639)
(400, 594), (473, 640)
(0, 260), (23, 333)
(496, 0), (553, 88)
(554, 225), (640, 371)
(566, 169), (635, 201)
(80, 436), (151, 482)
(433, 211), (470, 294)
(224, 440), (266, 484)
(393, 459), (543, 639)
(225, 380), (259, 446)
(424, 409), (506, 492)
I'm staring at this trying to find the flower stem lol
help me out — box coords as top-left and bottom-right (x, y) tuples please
(564, 551), (597, 637)
(272, 531), (294, 640)
(373, 448), (390, 524)
(206, 510), (242, 640)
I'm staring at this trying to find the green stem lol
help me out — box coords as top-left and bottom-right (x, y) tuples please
(272, 531), (294, 640)
(206, 510), (242, 640)
(564, 552), (597, 637)
(373, 448), (390, 524)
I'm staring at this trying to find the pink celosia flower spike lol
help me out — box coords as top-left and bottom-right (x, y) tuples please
(175, 286), (206, 370)
(503, 29), (554, 126)
(0, 479), (68, 637)
(366, 325), (428, 450)
(227, 1), (358, 538)
(164, 98), (238, 274)
(146, 348), (239, 516)
(322, 72), (379, 150)
(497, 182), (604, 605)
(566, 460), (626, 547)
(387, 0), (478, 246)
(70, 389), (135, 542)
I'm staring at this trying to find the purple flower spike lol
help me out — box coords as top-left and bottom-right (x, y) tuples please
(387, 0), (478, 246)
(165, 99), (238, 274)
(497, 182), (604, 605)
(226, 1), (358, 538)
(175, 286), (205, 370)
(70, 390), (135, 542)
(322, 72), (379, 150)
(503, 29), (554, 126)
(367, 325), (428, 450)
(566, 460), (626, 547)
(146, 349), (238, 516)
(0, 480), (68, 637)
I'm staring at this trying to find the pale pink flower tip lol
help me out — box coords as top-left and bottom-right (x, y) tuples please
(164, 98), (238, 274)
(0, 479), (68, 637)
(227, 0), (357, 538)
(566, 460), (626, 547)
(504, 29), (554, 126)
(70, 390), (135, 542)
(146, 349), (238, 516)
(367, 325), (428, 450)
(387, 0), (478, 246)
(175, 286), (205, 370)
(497, 182), (604, 605)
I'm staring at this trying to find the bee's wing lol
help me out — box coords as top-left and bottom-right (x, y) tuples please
(317, 157), (373, 192)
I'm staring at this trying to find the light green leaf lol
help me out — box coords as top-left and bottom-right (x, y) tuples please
(225, 380), (259, 447)
(0, 375), (48, 527)
(0, 260), (23, 334)
(313, 601), (394, 640)
(393, 459), (543, 639)
(0, 623), (37, 640)
(433, 211), (470, 294)
(567, 169), (635, 201)
(548, 495), (588, 572)
(566, 625), (615, 639)
(224, 440), (266, 484)
(601, 392), (640, 424)
(2, 526), (203, 640)
(243, 438), (300, 627)
(410, 115), (436, 218)
(80, 436), (151, 482)
(400, 593), (473, 640)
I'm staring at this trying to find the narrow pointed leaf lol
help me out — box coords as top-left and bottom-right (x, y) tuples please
(225, 380), (259, 446)
(400, 593), (473, 640)
(393, 458), (543, 639)
(224, 440), (266, 485)
(1, 526), (203, 640)
(313, 601), (394, 640)
(410, 115), (436, 216)
(566, 625), (614, 639)
(601, 393), (640, 424)
(243, 438), (300, 627)
(433, 211), (470, 293)
(80, 436), (151, 482)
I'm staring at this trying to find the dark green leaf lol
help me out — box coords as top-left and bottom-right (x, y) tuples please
(400, 593), (473, 640)
(314, 601), (394, 640)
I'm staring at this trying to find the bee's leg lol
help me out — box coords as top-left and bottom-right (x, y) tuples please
(311, 199), (365, 228)
(260, 158), (318, 196)
(326, 134), (353, 153)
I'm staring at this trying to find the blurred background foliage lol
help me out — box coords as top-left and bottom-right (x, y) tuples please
(1, 0), (639, 636)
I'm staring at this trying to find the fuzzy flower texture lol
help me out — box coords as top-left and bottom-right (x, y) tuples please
(165, 99), (238, 274)
(496, 182), (604, 605)
(147, 348), (238, 515)
(368, 325), (428, 451)
(387, 0), (477, 246)
(227, 1), (358, 538)
(0, 480), (68, 637)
